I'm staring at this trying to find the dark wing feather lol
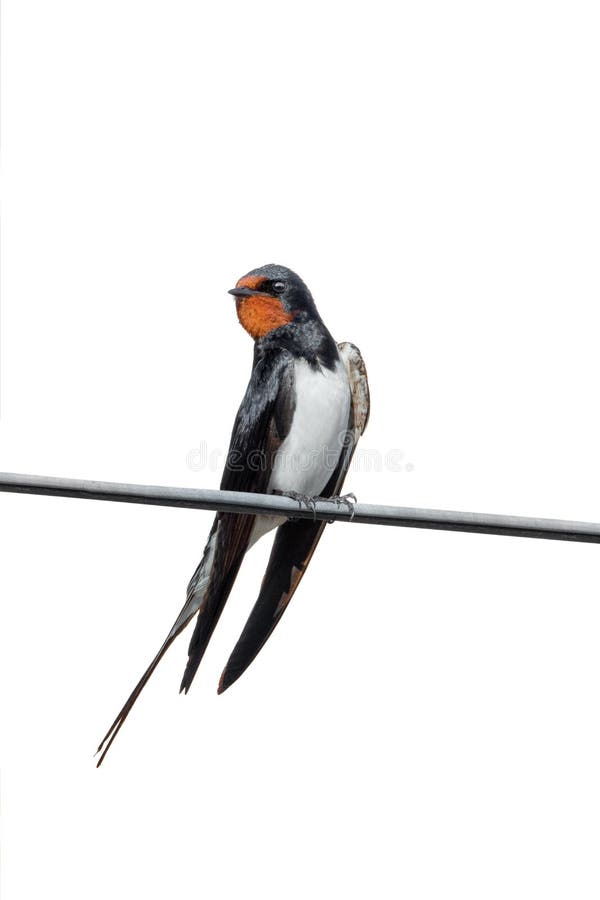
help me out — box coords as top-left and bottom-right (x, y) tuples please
(178, 351), (296, 692)
(96, 348), (295, 765)
(218, 342), (370, 693)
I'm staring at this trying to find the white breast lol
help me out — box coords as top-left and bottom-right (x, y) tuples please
(268, 357), (351, 498)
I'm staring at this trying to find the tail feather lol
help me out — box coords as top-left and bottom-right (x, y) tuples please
(217, 517), (326, 694)
(95, 521), (219, 767)
(95, 631), (182, 767)
(179, 513), (254, 693)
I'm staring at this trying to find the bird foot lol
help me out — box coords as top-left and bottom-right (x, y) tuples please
(280, 491), (358, 523)
(313, 492), (358, 520)
(282, 491), (318, 520)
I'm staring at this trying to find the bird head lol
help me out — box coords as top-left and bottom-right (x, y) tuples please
(228, 264), (317, 339)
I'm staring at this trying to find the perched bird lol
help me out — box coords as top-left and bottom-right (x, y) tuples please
(96, 264), (369, 765)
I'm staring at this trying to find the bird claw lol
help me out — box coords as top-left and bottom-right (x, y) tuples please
(335, 492), (358, 520)
(312, 491), (358, 521)
(281, 491), (358, 523)
(282, 491), (318, 521)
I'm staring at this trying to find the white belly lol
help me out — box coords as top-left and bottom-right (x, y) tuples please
(248, 357), (351, 548)
(269, 357), (351, 496)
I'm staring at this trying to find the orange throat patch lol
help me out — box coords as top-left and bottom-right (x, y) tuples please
(236, 294), (294, 339)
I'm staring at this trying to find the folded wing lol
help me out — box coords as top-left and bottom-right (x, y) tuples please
(218, 342), (370, 693)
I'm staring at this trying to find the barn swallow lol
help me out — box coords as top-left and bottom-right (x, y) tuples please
(96, 264), (369, 765)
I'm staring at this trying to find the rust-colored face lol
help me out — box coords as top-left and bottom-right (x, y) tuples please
(232, 274), (293, 340)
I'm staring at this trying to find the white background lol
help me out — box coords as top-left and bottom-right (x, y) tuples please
(1, 1), (599, 897)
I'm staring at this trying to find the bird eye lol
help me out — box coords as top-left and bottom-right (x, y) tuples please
(272, 281), (285, 294)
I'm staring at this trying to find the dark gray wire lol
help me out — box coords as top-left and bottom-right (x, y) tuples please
(1, 471), (599, 544)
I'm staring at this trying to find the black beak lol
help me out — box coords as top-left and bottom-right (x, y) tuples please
(228, 287), (257, 298)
